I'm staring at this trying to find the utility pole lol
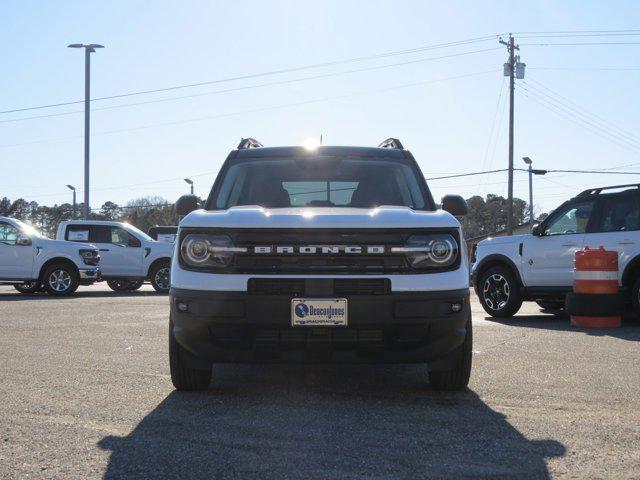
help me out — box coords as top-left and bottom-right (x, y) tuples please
(499, 35), (524, 235)
(68, 43), (104, 219)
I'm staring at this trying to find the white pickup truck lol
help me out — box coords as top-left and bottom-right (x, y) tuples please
(0, 216), (100, 295)
(472, 184), (640, 318)
(56, 220), (174, 292)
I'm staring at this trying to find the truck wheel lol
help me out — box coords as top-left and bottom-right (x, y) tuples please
(126, 280), (144, 291)
(429, 314), (472, 391)
(169, 322), (211, 391)
(478, 265), (523, 317)
(107, 279), (132, 292)
(150, 261), (171, 293)
(42, 264), (79, 296)
(14, 281), (41, 294)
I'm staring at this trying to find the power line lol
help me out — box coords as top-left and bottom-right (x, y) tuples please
(515, 83), (640, 155)
(0, 69), (498, 149)
(545, 169), (640, 175)
(0, 35), (498, 115)
(521, 42), (640, 46)
(0, 47), (501, 125)
(529, 66), (640, 71)
(516, 32), (640, 39)
(479, 78), (506, 174)
(525, 76), (640, 145)
(512, 29), (640, 35)
(427, 168), (511, 180)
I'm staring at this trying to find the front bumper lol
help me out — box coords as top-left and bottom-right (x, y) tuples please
(170, 286), (470, 366)
(79, 267), (101, 284)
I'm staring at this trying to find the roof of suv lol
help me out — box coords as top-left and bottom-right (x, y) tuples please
(234, 145), (407, 159)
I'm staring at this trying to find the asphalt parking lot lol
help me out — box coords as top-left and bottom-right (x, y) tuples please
(0, 285), (638, 479)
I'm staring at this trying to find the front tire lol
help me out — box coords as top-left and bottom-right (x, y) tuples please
(150, 261), (171, 293)
(169, 322), (211, 391)
(429, 314), (472, 391)
(42, 264), (79, 296)
(107, 279), (133, 292)
(126, 280), (144, 291)
(14, 281), (41, 294)
(478, 265), (523, 317)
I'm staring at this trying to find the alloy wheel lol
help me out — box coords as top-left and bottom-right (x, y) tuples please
(483, 274), (510, 311)
(48, 269), (71, 292)
(155, 267), (170, 290)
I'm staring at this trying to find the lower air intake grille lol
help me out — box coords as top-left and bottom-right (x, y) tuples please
(248, 278), (390, 296)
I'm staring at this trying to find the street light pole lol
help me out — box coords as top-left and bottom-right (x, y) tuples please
(67, 185), (77, 218)
(184, 178), (194, 195)
(522, 157), (533, 225)
(68, 43), (104, 219)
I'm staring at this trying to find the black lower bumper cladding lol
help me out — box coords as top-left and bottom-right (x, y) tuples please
(169, 286), (470, 367)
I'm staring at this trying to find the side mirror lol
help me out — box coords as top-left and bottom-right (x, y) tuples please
(441, 195), (468, 216)
(176, 195), (199, 216)
(16, 234), (32, 246)
(531, 225), (542, 236)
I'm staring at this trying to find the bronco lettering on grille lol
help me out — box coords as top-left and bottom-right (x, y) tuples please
(253, 245), (385, 254)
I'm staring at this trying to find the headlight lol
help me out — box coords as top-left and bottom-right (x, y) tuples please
(392, 233), (459, 269)
(180, 234), (246, 268)
(79, 248), (100, 266)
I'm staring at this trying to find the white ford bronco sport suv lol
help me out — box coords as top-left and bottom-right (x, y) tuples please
(169, 138), (472, 391)
(0, 216), (100, 295)
(472, 184), (640, 318)
(56, 220), (173, 292)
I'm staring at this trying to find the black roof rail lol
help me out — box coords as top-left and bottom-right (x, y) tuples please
(237, 138), (263, 149)
(577, 183), (640, 197)
(378, 138), (404, 150)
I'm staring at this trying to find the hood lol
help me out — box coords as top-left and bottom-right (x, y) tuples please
(478, 234), (529, 247)
(180, 206), (461, 230)
(36, 238), (97, 250)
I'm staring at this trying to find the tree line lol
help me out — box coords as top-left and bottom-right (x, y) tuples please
(1, 194), (536, 239)
(0, 196), (181, 237)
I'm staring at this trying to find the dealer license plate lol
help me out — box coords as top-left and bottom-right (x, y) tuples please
(291, 298), (348, 326)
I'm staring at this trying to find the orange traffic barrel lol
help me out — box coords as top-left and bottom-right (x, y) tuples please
(566, 246), (623, 328)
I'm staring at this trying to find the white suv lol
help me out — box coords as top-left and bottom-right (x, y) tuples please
(0, 216), (100, 295)
(472, 184), (640, 317)
(56, 220), (173, 293)
(168, 138), (472, 392)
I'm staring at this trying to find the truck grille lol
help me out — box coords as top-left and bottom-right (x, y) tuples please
(179, 228), (460, 274)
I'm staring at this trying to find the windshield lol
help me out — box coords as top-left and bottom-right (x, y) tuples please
(13, 219), (45, 238)
(212, 157), (428, 210)
(125, 223), (154, 242)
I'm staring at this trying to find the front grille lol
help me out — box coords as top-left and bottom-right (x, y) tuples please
(248, 278), (305, 295)
(254, 328), (384, 344)
(334, 278), (390, 295)
(179, 228), (460, 274)
(248, 278), (390, 296)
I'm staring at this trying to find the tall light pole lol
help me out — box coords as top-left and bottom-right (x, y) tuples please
(66, 185), (77, 218)
(522, 157), (533, 225)
(68, 43), (104, 219)
(184, 178), (194, 195)
(522, 156), (547, 226)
